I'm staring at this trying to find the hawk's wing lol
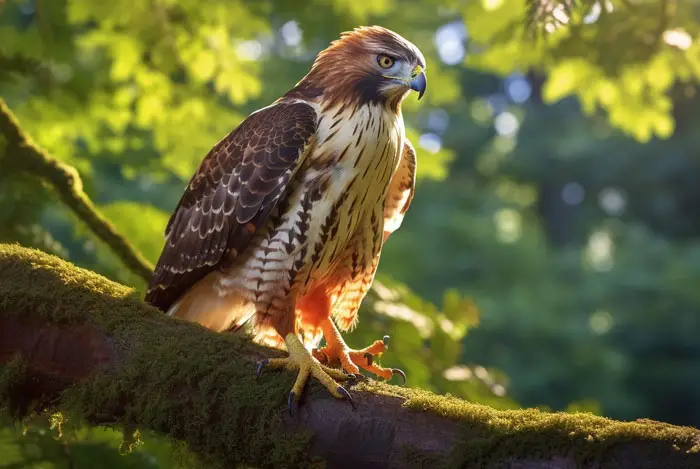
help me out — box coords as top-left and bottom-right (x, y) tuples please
(331, 140), (417, 331)
(382, 140), (416, 239)
(145, 100), (318, 311)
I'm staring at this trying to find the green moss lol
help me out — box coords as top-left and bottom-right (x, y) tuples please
(0, 243), (321, 468)
(353, 380), (700, 468)
(1, 243), (699, 468)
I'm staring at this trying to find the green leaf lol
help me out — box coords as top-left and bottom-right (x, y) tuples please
(542, 59), (590, 103)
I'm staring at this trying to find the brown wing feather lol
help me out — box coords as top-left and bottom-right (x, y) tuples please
(145, 100), (317, 311)
(383, 140), (416, 237)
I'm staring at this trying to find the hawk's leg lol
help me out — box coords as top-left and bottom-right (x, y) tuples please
(257, 333), (354, 413)
(313, 317), (406, 384)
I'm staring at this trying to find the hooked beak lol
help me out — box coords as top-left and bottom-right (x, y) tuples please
(409, 66), (427, 100)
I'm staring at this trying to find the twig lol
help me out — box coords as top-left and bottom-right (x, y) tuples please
(0, 98), (154, 282)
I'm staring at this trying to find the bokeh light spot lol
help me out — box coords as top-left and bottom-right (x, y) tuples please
(435, 22), (467, 65)
(419, 133), (442, 154)
(494, 112), (519, 137)
(589, 310), (614, 335)
(562, 182), (585, 206)
(281, 21), (303, 47)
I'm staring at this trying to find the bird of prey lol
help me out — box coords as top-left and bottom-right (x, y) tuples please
(145, 26), (426, 408)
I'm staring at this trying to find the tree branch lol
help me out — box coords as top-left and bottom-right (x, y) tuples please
(1, 244), (699, 469)
(0, 99), (154, 282)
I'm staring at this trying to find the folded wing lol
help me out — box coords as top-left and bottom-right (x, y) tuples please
(145, 100), (318, 311)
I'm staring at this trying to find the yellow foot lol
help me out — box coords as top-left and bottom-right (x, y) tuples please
(313, 334), (406, 384)
(256, 333), (355, 415)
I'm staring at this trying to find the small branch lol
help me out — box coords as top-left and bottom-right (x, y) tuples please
(0, 99), (153, 282)
(1, 244), (699, 468)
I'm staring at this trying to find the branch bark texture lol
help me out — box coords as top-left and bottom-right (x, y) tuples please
(1, 244), (699, 469)
(0, 98), (154, 282)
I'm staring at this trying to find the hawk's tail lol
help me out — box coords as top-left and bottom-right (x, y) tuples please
(166, 272), (320, 353)
(166, 272), (255, 333)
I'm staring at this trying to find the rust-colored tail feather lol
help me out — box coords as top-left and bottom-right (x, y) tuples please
(166, 272), (254, 333)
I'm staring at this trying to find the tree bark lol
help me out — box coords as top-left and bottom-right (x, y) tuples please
(1, 244), (699, 469)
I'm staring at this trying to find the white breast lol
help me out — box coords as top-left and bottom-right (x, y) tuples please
(312, 101), (405, 204)
(218, 101), (404, 298)
(295, 102), (404, 273)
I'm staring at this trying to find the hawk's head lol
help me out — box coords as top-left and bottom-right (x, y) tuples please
(297, 26), (427, 109)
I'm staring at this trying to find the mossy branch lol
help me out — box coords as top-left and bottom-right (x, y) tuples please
(0, 98), (154, 282)
(1, 244), (699, 469)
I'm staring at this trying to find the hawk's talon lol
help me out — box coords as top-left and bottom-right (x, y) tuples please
(288, 391), (296, 416)
(337, 386), (355, 409)
(320, 364), (351, 381)
(391, 368), (407, 385)
(256, 359), (269, 378)
(258, 334), (351, 412)
(315, 322), (403, 383)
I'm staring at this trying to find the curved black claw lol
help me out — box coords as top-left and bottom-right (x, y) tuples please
(364, 352), (374, 366)
(382, 335), (390, 345)
(391, 368), (407, 385)
(256, 359), (269, 379)
(288, 391), (296, 416)
(337, 386), (356, 410)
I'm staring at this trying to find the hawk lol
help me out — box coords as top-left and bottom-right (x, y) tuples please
(145, 26), (426, 408)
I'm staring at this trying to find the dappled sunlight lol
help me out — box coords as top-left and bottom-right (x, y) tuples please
(435, 21), (467, 65)
(598, 187), (627, 217)
(482, 0), (505, 12)
(281, 21), (303, 47)
(418, 132), (442, 154)
(444, 365), (473, 381)
(664, 28), (693, 50)
(494, 111), (519, 137)
(235, 40), (264, 61)
(443, 364), (508, 398)
(373, 301), (434, 338)
(2, 0), (700, 465)
(586, 230), (615, 272)
(494, 208), (523, 244)
(585, 230), (615, 272)
(589, 310), (614, 335)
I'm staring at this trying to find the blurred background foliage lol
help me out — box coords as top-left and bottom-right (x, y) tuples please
(1, 0), (700, 466)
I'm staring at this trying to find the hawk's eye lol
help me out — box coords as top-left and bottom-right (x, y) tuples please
(377, 54), (395, 69)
